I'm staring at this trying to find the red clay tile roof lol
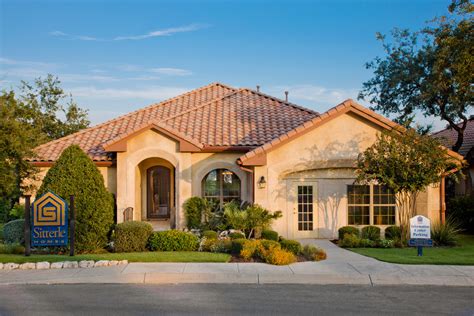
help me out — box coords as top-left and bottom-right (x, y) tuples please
(432, 118), (474, 158)
(32, 83), (318, 162)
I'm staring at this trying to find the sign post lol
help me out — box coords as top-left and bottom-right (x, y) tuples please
(409, 215), (432, 256)
(69, 195), (75, 256)
(24, 195), (31, 257)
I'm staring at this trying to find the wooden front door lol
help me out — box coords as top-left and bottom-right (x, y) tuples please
(147, 166), (171, 219)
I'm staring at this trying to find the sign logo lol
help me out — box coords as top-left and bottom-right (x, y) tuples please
(31, 191), (68, 246)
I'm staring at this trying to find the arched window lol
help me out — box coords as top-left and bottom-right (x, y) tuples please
(202, 169), (241, 208)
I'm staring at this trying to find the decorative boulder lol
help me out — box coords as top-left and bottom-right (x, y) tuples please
(79, 260), (95, 268)
(4, 263), (19, 270)
(50, 262), (64, 269)
(109, 260), (119, 266)
(19, 262), (36, 270)
(63, 261), (79, 269)
(94, 260), (109, 267)
(36, 262), (50, 270)
(118, 260), (128, 265)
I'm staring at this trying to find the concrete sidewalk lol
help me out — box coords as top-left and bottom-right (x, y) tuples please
(1, 240), (473, 286)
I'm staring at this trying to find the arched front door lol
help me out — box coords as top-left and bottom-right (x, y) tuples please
(147, 166), (171, 219)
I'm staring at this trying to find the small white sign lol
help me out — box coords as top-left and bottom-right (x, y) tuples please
(410, 215), (431, 239)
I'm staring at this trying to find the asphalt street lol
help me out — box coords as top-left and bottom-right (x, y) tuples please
(0, 284), (473, 315)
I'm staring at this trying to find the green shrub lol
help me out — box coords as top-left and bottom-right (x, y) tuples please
(201, 230), (218, 240)
(302, 245), (327, 261)
(431, 218), (460, 246)
(183, 197), (210, 229)
(377, 239), (394, 248)
(3, 219), (25, 244)
(228, 232), (245, 240)
(0, 223), (4, 241)
(359, 238), (376, 248)
(361, 226), (381, 241)
(261, 230), (279, 241)
(201, 238), (232, 253)
(231, 238), (246, 254)
(338, 226), (359, 240)
(148, 230), (199, 251)
(385, 225), (402, 240)
(0, 242), (25, 254)
(280, 239), (302, 255)
(339, 233), (361, 248)
(37, 145), (114, 252)
(114, 221), (153, 252)
(447, 195), (474, 233)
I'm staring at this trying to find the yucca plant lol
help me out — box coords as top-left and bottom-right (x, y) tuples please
(431, 217), (461, 247)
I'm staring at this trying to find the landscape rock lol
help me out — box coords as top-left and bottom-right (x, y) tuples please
(79, 260), (95, 268)
(50, 262), (64, 269)
(118, 260), (128, 265)
(36, 262), (50, 270)
(4, 263), (19, 270)
(63, 261), (79, 269)
(94, 260), (109, 267)
(0, 263), (3, 270)
(109, 260), (119, 266)
(19, 262), (36, 270)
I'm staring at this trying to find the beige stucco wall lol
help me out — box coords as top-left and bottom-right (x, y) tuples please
(255, 112), (442, 239)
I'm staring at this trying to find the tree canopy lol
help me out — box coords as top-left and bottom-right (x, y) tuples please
(359, 0), (473, 152)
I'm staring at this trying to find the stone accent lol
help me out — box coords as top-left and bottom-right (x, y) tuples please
(79, 260), (95, 268)
(50, 262), (64, 269)
(63, 261), (79, 269)
(119, 260), (128, 265)
(36, 262), (50, 270)
(0, 263), (3, 270)
(94, 260), (110, 267)
(19, 262), (36, 270)
(4, 263), (19, 270)
(109, 260), (119, 266)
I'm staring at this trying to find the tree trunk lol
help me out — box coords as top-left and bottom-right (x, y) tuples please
(396, 190), (418, 241)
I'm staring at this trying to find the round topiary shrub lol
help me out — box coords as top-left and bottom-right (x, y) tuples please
(385, 225), (402, 240)
(261, 229), (279, 241)
(361, 226), (381, 241)
(338, 226), (360, 240)
(3, 219), (25, 244)
(231, 238), (246, 254)
(148, 230), (199, 251)
(201, 230), (218, 240)
(37, 145), (115, 252)
(228, 232), (246, 240)
(114, 221), (154, 252)
(279, 239), (302, 255)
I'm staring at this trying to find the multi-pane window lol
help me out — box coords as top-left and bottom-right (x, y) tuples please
(202, 169), (241, 208)
(347, 185), (396, 225)
(297, 185), (314, 231)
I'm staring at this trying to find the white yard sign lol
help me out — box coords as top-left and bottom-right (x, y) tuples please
(410, 215), (431, 239)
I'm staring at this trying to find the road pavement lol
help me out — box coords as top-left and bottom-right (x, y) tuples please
(0, 284), (473, 315)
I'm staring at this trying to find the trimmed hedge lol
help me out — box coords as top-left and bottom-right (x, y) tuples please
(148, 230), (199, 251)
(385, 225), (402, 240)
(183, 197), (209, 229)
(338, 226), (360, 240)
(114, 221), (153, 252)
(361, 226), (381, 241)
(202, 230), (218, 240)
(261, 230), (279, 241)
(280, 239), (302, 255)
(228, 232), (246, 240)
(3, 219), (25, 244)
(231, 238), (246, 254)
(37, 145), (114, 252)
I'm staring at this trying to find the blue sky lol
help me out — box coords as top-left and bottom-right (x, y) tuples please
(0, 0), (459, 128)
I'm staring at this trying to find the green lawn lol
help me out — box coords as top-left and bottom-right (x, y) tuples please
(350, 235), (474, 265)
(0, 251), (231, 264)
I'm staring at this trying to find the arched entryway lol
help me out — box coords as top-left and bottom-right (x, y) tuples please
(147, 166), (172, 219)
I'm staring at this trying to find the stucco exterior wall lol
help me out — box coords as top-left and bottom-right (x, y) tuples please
(255, 112), (442, 239)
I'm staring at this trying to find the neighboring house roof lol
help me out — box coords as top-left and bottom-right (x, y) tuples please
(432, 118), (474, 158)
(237, 99), (465, 166)
(32, 83), (318, 162)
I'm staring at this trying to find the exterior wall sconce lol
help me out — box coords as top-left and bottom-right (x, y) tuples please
(258, 176), (266, 189)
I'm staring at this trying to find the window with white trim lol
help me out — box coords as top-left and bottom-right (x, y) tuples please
(347, 185), (396, 225)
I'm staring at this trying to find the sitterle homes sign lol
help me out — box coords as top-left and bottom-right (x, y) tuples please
(31, 191), (68, 246)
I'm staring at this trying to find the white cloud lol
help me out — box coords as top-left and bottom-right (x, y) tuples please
(68, 86), (188, 100)
(128, 75), (161, 81)
(49, 24), (208, 42)
(114, 24), (207, 41)
(149, 68), (192, 76)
